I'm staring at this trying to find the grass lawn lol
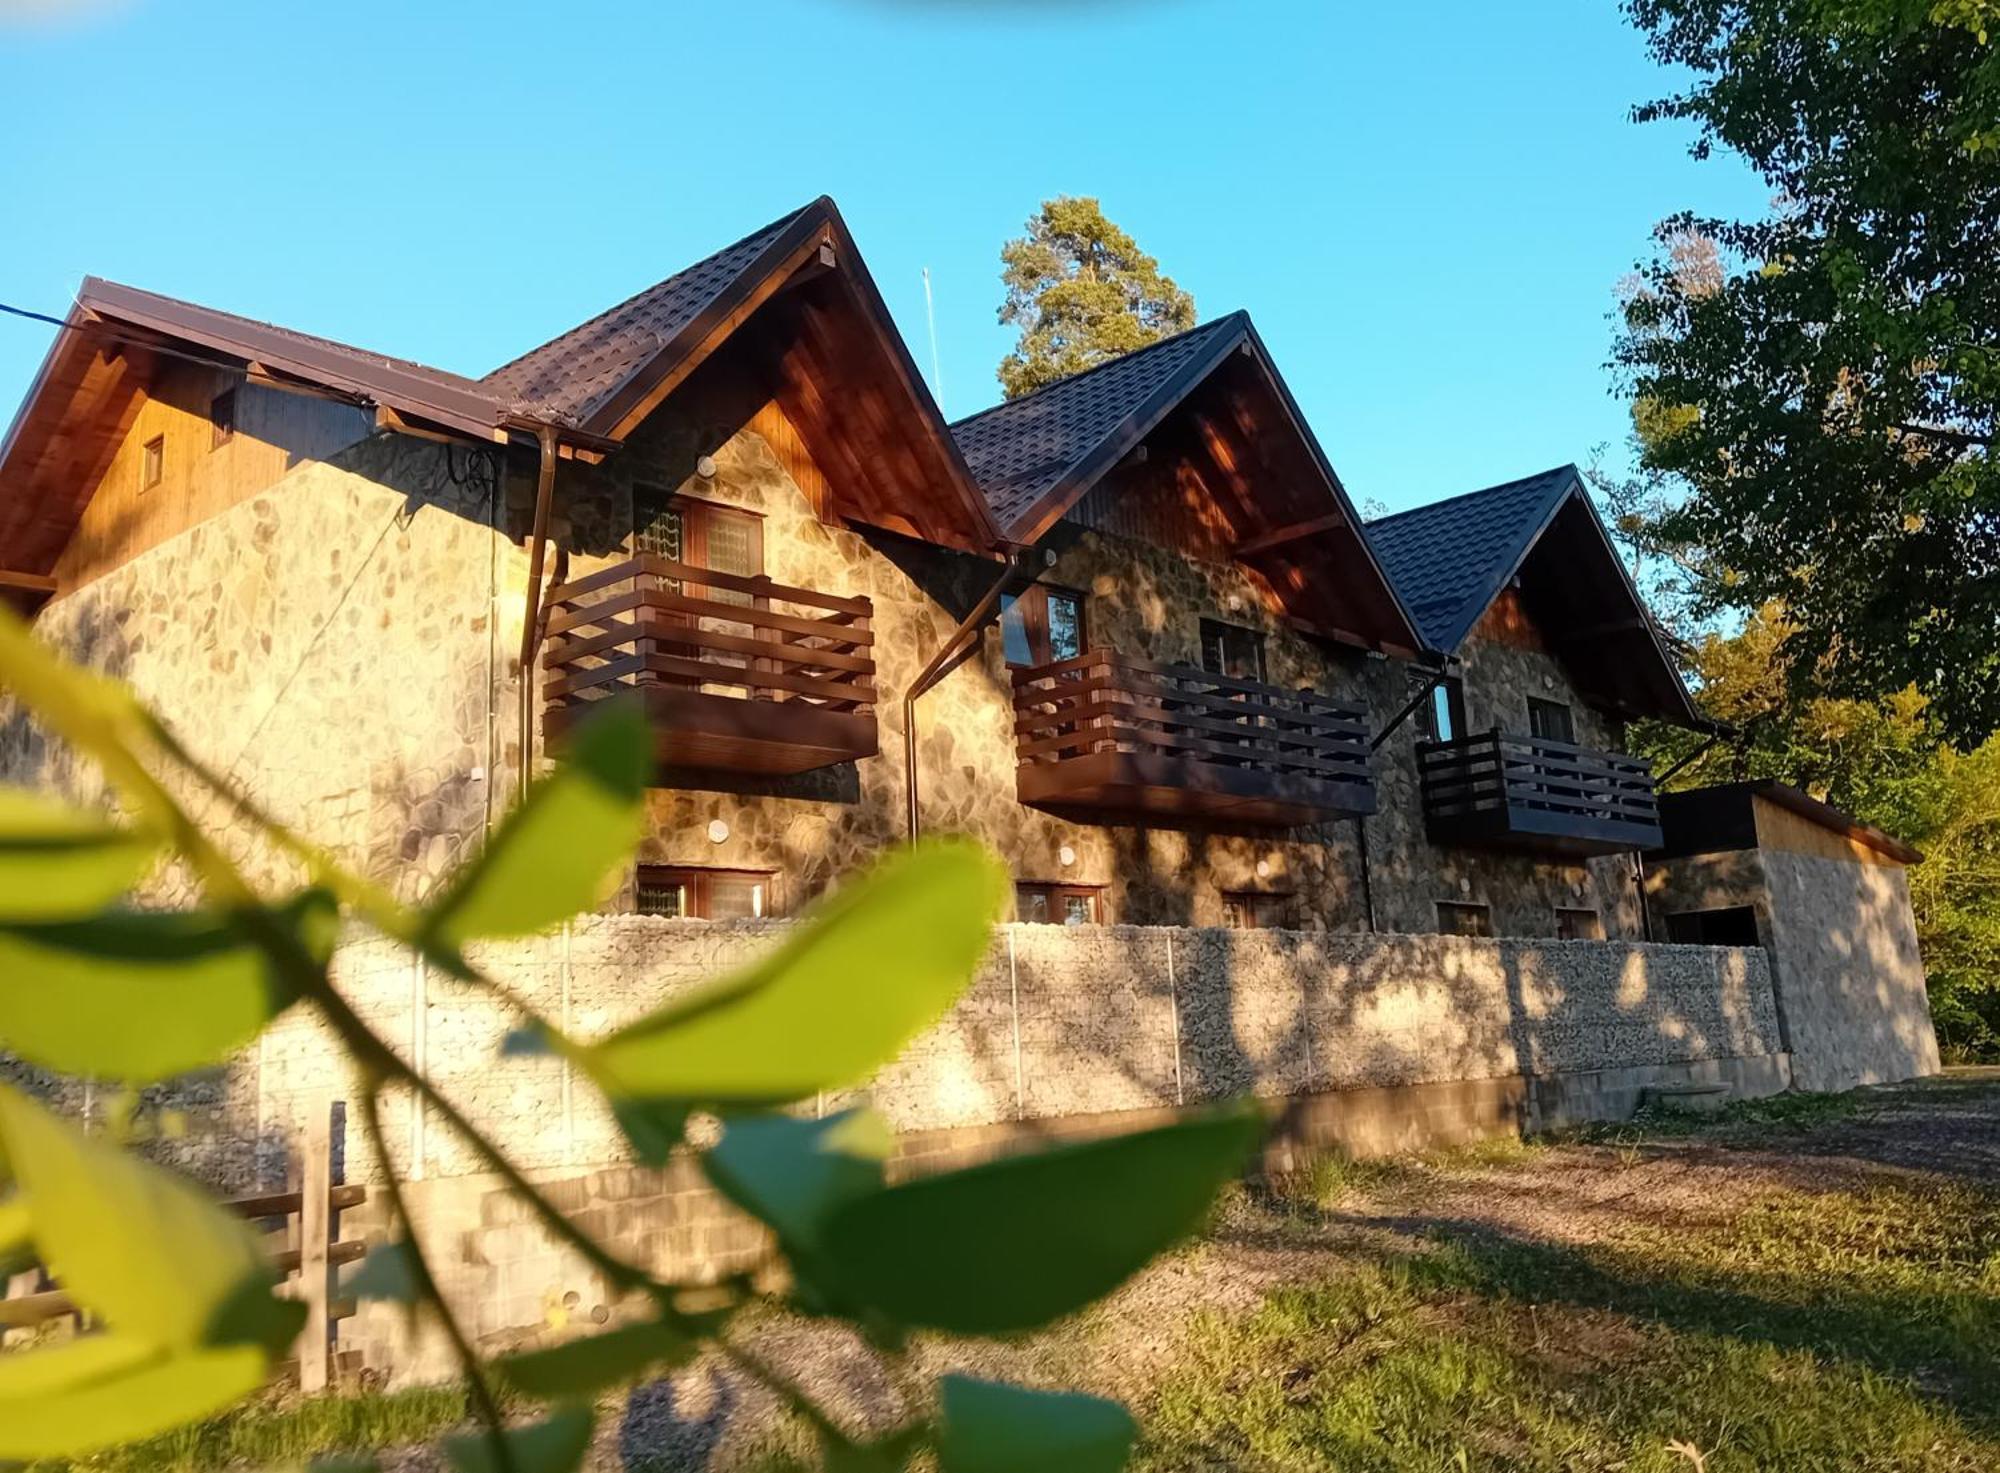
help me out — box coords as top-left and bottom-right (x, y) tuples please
(25, 1075), (2000, 1471)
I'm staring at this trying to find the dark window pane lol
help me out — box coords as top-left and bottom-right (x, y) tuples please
(1062, 894), (1094, 926)
(1528, 698), (1575, 744)
(141, 435), (164, 490)
(636, 876), (689, 917)
(633, 488), (683, 560)
(707, 873), (766, 919)
(1666, 906), (1759, 947)
(1000, 594), (1034, 667)
(1047, 593), (1084, 662)
(1200, 620), (1266, 681)
(1225, 893), (1295, 929)
(1555, 907), (1604, 941)
(1436, 901), (1493, 938)
(210, 389), (236, 449)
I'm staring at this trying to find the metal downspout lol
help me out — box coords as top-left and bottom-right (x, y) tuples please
(516, 426), (560, 800)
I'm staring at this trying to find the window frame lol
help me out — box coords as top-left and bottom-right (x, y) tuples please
(1665, 906), (1761, 948)
(1527, 696), (1576, 745)
(209, 388), (237, 450)
(1554, 906), (1605, 941)
(631, 488), (765, 577)
(140, 434), (165, 492)
(1222, 890), (1298, 930)
(634, 864), (775, 920)
(1198, 618), (1268, 683)
(1000, 585), (1088, 670)
(1435, 900), (1494, 938)
(1014, 881), (1105, 925)
(1416, 675), (1468, 745)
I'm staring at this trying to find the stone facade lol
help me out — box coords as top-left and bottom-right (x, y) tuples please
(1648, 796), (1939, 1092)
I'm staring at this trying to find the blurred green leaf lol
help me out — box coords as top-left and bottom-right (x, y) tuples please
(0, 1083), (296, 1352)
(0, 892), (333, 1084)
(422, 700), (649, 945)
(444, 1404), (594, 1473)
(937, 1376), (1134, 1473)
(581, 840), (1006, 1116)
(607, 1097), (688, 1169)
(497, 1319), (695, 1399)
(703, 1110), (888, 1277)
(817, 1103), (1261, 1334)
(0, 1337), (269, 1459)
(347, 1240), (419, 1304)
(0, 1192), (27, 1253)
(0, 789), (160, 921)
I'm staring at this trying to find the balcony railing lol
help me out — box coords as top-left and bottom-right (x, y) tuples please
(1012, 649), (1375, 828)
(1416, 729), (1661, 856)
(540, 554), (877, 776)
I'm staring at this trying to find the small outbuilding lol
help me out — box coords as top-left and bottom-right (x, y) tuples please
(1647, 780), (1939, 1092)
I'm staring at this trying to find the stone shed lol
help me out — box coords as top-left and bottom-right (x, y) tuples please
(1647, 780), (1940, 1092)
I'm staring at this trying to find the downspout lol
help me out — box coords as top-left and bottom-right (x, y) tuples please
(1355, 661), (1451, 932)
(516, 425), (560, 801)
(906, 553), (1024, 838)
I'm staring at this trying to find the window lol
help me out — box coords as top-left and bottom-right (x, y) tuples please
(1665, 906), (1760, 947)
(1527, 697), (1576, 745)
(140, 435), (164, 491)
(1200, 620), (1267, 682)
(635, 866), (771, 920)
(210, 389), (237, 449)
(1015, 882), (1103, 925)
(1436, 901), (1493, 938)
(632, 489), (763, 598)
(1416, 676), (1467, 744)
(1555, 907), (1605, 941)
(999, 586), (1087, 668)
(1223, 892), (1297, 930)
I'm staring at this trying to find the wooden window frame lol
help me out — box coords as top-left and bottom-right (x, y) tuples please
(210, 388), (237, 450)
(1527, 696), (1576, 745)
(632, 488), (765, 575)
(1014, 881), (1105, 925)
(1436, 900), (1493, 938)
(1554, 906), (1604, 941)
(1222, 890), (1298, 930)
(140, 434), (164, 492)
(1000, 585), (1088, 670)
(1199, 618), (1268, 683)
(634, 864), (775, 920)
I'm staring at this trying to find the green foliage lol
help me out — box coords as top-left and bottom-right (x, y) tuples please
(577, 840), (1008, 1125)
(1628, 607), (2000, 1056)
(419, 698), (650, 946)
(0, 790), (159, 920)
(0, 609), (1253, 1470)
(997, 197), (1196, 399)
(938, 1376), (1136, 1473)
(815, 1104), (1262, 1334)
(1614, 0), (2000, 741)
(0, 894), (331, 1083)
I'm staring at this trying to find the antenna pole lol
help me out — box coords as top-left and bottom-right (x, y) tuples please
(922, 267), (943, 410)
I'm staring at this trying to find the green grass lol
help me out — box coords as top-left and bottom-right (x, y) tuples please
(1139, 1172), (2000, 1471)
(1565, 1086), (1871, 1146)
(25, 1384), (471, 1473)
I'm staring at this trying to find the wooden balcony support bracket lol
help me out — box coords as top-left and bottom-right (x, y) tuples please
(0, 569), (58, 594)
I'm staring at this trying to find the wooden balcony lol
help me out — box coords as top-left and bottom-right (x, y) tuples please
(1416, 730), (1661, 857)
(1012, 650), (1375, 828)
(540, 555), (877, 777)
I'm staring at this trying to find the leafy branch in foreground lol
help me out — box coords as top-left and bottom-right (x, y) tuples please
(0, 604), (1260, 1472)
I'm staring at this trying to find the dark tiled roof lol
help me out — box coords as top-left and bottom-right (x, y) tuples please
(950, 315), (1245, 532)
(1364, 465), (1579, 651)
(481, 204), (813, 428)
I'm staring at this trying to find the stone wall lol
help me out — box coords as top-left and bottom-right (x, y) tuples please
(202, 913), (1787, 1380)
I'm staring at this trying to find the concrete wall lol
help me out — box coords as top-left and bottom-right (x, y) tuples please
(1646, 795), (1939, 1092)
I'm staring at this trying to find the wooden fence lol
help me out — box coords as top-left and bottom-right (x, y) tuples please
(0, 1105), (365, 1391)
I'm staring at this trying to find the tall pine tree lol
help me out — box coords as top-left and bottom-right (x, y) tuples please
(997, 197), (1196, 399)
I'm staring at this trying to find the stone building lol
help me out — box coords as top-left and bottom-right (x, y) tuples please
(1649, 781), (1940, 1091)
(0, 197), (1711, 948)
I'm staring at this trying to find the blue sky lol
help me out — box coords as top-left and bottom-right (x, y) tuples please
(0, 0), (1765, 516)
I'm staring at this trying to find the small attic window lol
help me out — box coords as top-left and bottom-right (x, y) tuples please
(210, 388), (237, 449)
(140, 435), (164, 491)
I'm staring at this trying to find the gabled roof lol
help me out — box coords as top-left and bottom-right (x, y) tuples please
(1366, 465), (1705, 726)
(948, 315), (1426, 655)
(0, 197), (1005, 583)
(951, 316), (1245, 535)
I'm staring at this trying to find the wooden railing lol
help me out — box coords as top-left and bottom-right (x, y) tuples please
(541, 554), (875, 718)
(1013, 649), (1372, 797)
(1417, 730), (1660, 844)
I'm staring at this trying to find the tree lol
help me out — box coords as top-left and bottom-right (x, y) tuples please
(997, 197), (1196, 399)
(1613, 0), (2000, 744)
(1629, 605), (2000, 1058)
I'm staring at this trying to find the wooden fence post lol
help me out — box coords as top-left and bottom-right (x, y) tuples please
(295, 1105), (332, 1394)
